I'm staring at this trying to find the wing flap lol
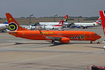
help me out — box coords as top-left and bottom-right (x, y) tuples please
(46, 36), (66, 41)
(46, 36), (61, 40)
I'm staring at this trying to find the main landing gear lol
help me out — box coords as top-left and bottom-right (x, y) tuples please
(52, 40), (55, 44)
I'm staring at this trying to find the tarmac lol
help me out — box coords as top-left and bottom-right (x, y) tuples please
(0, 26), (105, 70)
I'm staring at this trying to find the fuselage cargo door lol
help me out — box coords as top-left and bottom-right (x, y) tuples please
(22, 32), (25, 37)
(89, 33), (91, 38)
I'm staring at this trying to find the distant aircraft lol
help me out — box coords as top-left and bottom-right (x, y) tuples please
(27, 20), (64, 30)
(99, 10), (105, 35)
(41, 20), (64, 30)
(62, 23), (75, 28)
(6, 13), (101, 44)
(0, 20), (8, 32)
(28, 20), (64, 30)
(38, 15), (68, 25)
(72, 17), (101, 29)
(30, 15), (68, 30)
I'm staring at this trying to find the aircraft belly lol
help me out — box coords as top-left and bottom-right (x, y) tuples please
(24, 35), (46, 40)
(0, 27), (6, 30)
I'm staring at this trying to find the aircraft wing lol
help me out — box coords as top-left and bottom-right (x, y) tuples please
(46, 36), (61, 40)
(46, 36), (70, 44)
(37, 27), (66, 41)
(46, 36), (66, 41)
(81, 25), (95, 27)
(81, 25), (87, 27)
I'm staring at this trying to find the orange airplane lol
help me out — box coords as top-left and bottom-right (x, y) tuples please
(6, 13), (101, 44)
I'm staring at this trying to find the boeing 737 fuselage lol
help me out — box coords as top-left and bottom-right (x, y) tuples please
(6, 13), (101, 44)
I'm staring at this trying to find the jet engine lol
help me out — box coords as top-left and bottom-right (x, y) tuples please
(60, 38), (70, 43)
(77, 26), (81, 28)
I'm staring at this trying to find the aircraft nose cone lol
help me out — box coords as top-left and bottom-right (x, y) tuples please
(97, 35), (101, 39)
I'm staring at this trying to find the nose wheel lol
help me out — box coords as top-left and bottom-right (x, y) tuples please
(97, 40), (100, 44)
(97, 41), (100, 44)
(90, 41), (92, 44)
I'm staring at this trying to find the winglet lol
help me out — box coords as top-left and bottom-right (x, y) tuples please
(37, 27), (46, 37)
(38, 27), (43, 34)
(99, 11), (105, 35)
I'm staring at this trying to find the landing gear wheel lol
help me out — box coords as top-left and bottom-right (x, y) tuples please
(97, 42), (100, 44)
(86, 27), (87, 29)
(90, 41), (92, 44)
(1, 30), (4, 32)
(83, 27), (85, 29)
(52, 40), (55, 44)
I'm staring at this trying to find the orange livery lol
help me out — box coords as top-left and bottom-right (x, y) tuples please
(6, 13), (101, 44)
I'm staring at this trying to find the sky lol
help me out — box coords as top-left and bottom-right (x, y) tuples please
(0, 0), (105, 18)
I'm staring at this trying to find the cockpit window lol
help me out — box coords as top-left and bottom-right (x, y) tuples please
(94, 34), (97, 35)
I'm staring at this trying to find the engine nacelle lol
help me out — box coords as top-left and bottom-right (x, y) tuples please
(77, 26), (81, 28)
(60, 38), (70, 43)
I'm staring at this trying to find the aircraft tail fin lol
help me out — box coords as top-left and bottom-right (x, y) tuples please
(53, 20), (64, 27)
(5, 13), (30, 31)
(58, 20), (64, 26)
(95, 17), (101, 25)
(99, 10), (105, 35)
(3, 19), (8, 24)
(63, 15), (68, 22)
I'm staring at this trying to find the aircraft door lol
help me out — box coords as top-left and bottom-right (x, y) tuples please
(57, 33), (60, 36)
(89, 33), (91, 38)
(22, 32), (25, 37)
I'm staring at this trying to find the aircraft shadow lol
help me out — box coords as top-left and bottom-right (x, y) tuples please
(49, 42), (69, 47)
(15, 42), (67, 47)
(84, 46), (104, 49)
(14, 42), (50, 45)
(14, 42), (100, 47)
(49, 42), (100, 47)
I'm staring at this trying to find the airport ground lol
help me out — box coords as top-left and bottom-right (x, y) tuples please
(0, 26), (105, 70)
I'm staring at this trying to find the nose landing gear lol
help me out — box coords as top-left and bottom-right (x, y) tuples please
(90, 41), (92, 44)
(97, 41), (100, 44)
(90, 41), (100, 44)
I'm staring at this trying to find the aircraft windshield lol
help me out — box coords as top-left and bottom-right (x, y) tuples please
(94, 34), (97, 35)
